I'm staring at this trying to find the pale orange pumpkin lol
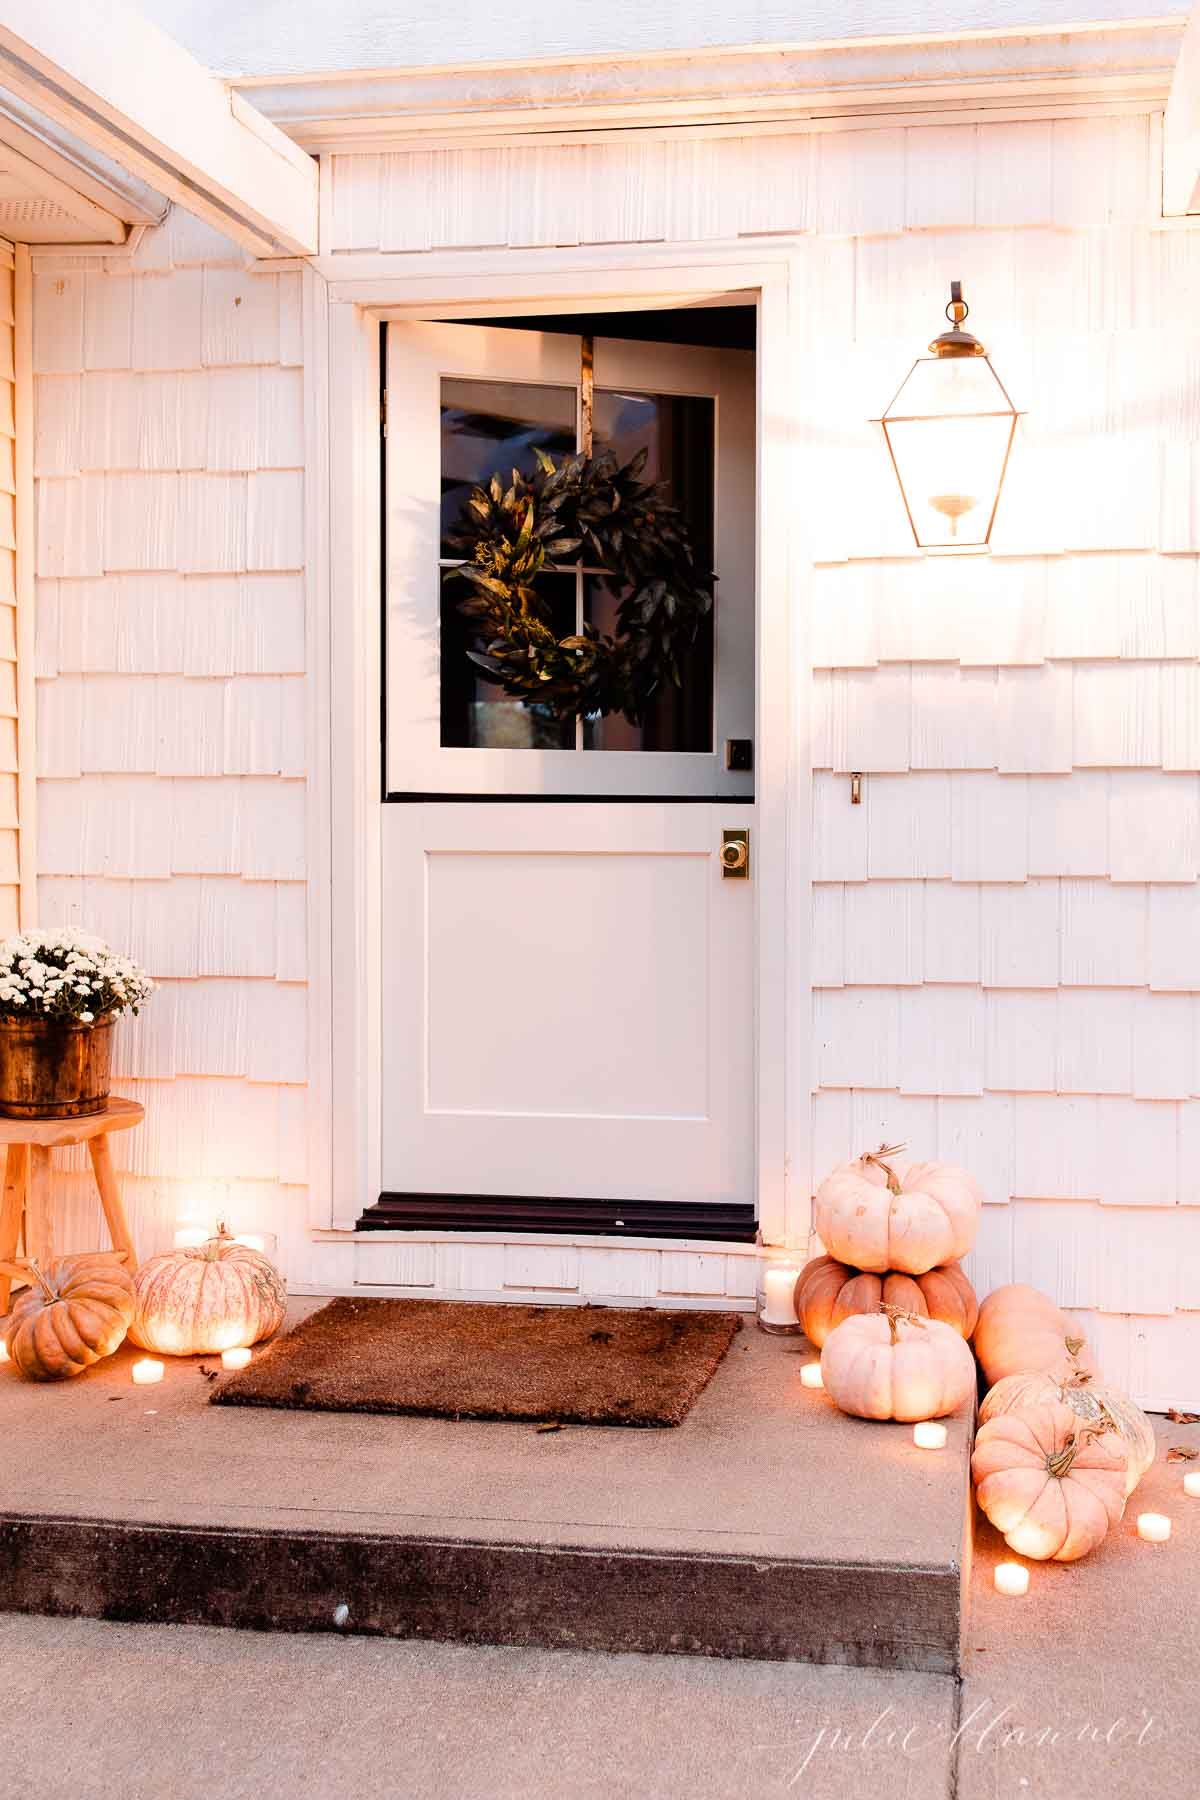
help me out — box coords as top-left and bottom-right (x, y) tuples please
(979, 1369), (1154, 1498)
(793, 1254), (979, 1347)
(819, 1306), (977, 1421)
(4, 1253), (136, 1381)
(813, 1144), (982, 1275)
(971, 1402), (1126, 1561)
(130, 1228), (286, 1356)
(973, 1283), (1095, 1389)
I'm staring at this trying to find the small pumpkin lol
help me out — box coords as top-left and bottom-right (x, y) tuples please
(819, 1305), (977, 1421)
(979, 1369), (1154, 1498)
(4, 1253), (136, 1382)
(813, 1144), (982, 1276)
(971, 1402), (1126, 1561)
(793, 1255), (979, 1347)
(130, 1226), (286, 1356)
(973, 1283), (1095, 1389)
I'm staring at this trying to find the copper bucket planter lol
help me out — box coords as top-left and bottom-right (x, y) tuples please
(0, 1015), (114, 1119)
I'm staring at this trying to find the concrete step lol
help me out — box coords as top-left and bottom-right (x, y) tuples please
(0, 1300), (974, 1673)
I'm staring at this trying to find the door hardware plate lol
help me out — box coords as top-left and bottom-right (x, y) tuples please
(721, 828), (750, 878)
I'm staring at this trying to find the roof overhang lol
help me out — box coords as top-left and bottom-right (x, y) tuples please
(235, 18), (1189, 151)
(0, 0), (318, 256)
(1165, 0), (1200, 210)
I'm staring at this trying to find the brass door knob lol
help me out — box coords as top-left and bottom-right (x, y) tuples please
(721, 830), (750, 878)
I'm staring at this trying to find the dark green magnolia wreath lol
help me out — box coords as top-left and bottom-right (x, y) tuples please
(443, 445), (714, 725)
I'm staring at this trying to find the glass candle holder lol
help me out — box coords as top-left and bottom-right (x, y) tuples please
(756, 1251), (802, 1335)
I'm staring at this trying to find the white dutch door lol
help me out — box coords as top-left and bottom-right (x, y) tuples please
(381, 318), (756, 1215)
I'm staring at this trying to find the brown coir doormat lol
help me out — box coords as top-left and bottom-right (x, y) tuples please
(211, 1297), (741, 1428)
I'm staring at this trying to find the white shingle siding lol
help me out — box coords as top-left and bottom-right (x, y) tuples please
(776, 112), (1195, 1409)
(34, 223), (308, 1271)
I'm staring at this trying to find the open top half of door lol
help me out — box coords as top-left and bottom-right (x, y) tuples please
(383, 319), (755, 800)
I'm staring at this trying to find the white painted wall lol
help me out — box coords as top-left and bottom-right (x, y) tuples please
(137, 0), (1190, 78)
(29, 101), (1200, 1405)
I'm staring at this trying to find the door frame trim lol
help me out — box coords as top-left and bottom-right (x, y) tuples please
(314, 245), (811, 1246)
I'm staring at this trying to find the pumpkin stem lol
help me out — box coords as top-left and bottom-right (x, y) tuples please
(879, 1302), (925, 1345)
(862, 1142), (906, 1196)
(24, 1257), (58, 1305)
(1046, 1422), (1105, 1479)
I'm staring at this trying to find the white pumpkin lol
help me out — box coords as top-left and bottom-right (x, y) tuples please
(979, 1369), (1155, 1497)
(813, 1145), (983, 1275)
(130, 1228), (286, 1356)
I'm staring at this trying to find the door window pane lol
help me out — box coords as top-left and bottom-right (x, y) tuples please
(440, 379), (576, 556)
(440, 572), (576, 750)
(583, 390), (715, 753)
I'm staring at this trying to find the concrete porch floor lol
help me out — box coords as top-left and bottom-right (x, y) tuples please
(0, 1298), (972, 1672)
(1, 1412), (1196, 1799)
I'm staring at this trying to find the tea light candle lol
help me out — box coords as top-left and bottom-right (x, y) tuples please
(800, 1363), (824, 1389)
(221, 1347), (252, 1371)
(132, 1358), (164, 1386)
(1184, 1472), (1200, 1499)
(994, 1562), (1029, 1597)
(0, 1338), (8, 1363)
(913, 1421), (948, 1450)
(1137, 1513), (1171, 1543)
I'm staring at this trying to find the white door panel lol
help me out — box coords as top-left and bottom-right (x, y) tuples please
(382, 805), (753, 1202)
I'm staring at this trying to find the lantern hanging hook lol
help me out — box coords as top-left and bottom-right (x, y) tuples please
(930, 279), (986, 358)
(945, 280), (968, 327)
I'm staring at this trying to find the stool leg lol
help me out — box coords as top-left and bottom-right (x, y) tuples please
(88, 1133), (137, 1271)
(0, 1143), (26, 1314)
(25, 1144), (53, 1269)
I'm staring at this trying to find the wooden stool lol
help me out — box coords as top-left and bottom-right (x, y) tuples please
(0, 1097), (143, 1313)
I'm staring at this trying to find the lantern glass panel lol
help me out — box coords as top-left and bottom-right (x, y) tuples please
(882, 355), (1017, 551)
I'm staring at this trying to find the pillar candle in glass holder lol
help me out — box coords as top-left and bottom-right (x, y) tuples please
(1137, 1513), (1171, 1543)
(756, 1254), (802, 1334)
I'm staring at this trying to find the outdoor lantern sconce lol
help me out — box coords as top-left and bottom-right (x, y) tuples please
(877, 282), (1019, 553)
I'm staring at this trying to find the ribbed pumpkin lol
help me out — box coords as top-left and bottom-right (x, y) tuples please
(793, 1254), (979, 1347)
(971, 1402), (1127, 1561)
(130, 1229), (286, 1355)
(973, 1283), (1095, 1388)
(813, 1144), (982, 1275)
(4, 1253), (136, 1381)
(819, 1305), (977, 1421)
(979, 1369), (1154, 1498)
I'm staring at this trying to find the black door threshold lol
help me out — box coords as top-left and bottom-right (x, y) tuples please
(357, 1195), (758, 1243)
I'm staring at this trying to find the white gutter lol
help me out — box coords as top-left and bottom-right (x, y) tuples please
(0, 0), (317, 257)
(1165, 0), (1200, 210)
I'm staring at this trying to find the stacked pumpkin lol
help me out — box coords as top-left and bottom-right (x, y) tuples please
(2, 1227), (286, 1381)
(798, 1144), (982, 1422)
